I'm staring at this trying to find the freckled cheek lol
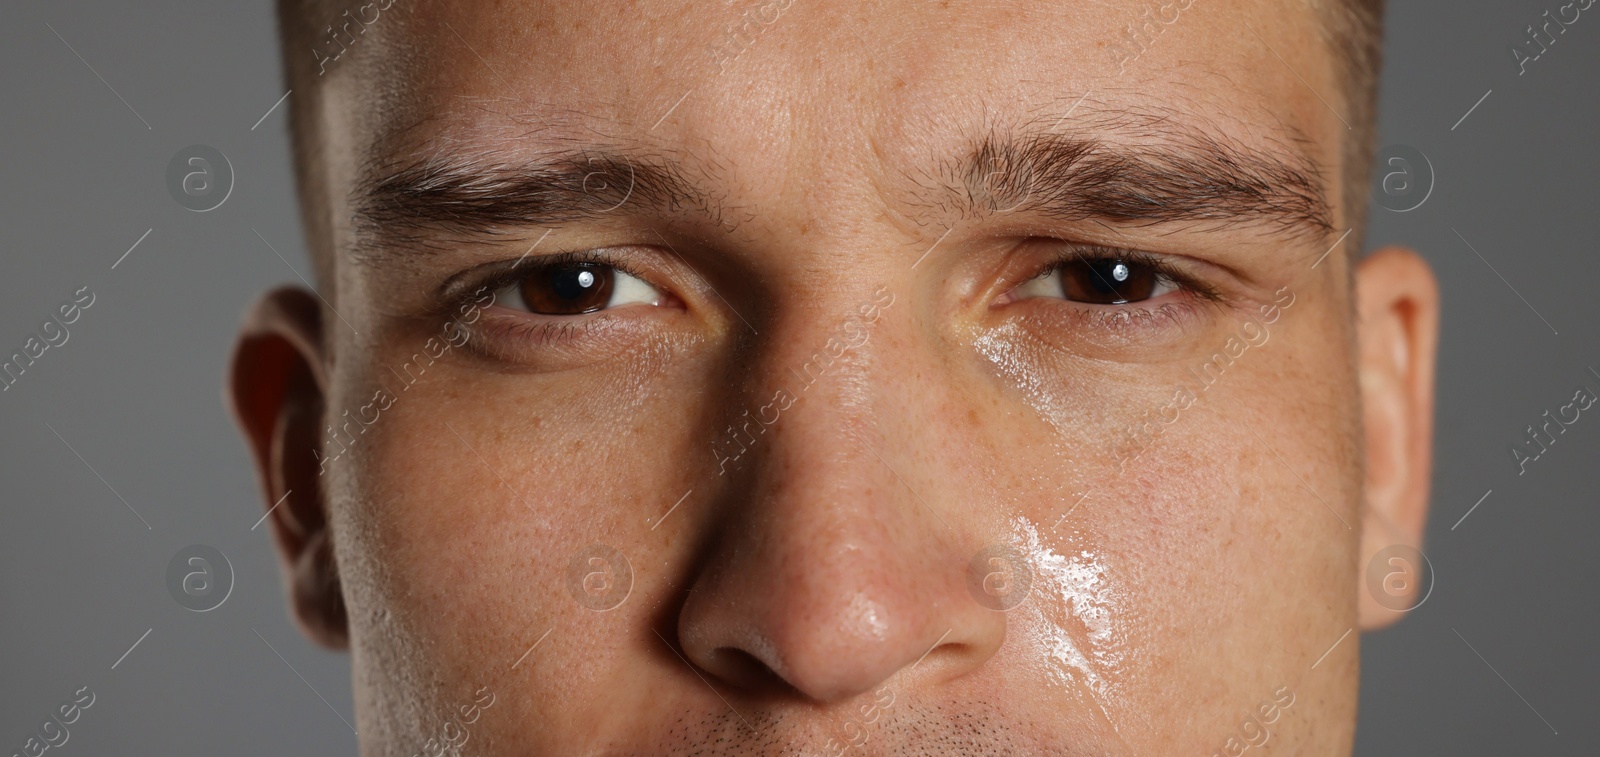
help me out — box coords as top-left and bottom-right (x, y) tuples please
(328, 347), (720, 652)
(972, 325), (1357, 711)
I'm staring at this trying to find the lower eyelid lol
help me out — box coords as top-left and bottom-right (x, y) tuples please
(458, 309), (618, 364)
(1011, 296), (1211, 354)
(460, 289), (681, 362)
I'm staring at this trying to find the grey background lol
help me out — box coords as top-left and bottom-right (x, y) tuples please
(0, 1), (1594, 754)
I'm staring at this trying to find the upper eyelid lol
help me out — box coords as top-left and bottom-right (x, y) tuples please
(1035, 243), (1225, 302)
(450, 240), (1216, 316)
(441, 247), (651, 310)
(1050, 244), (1173, 271)
(488, 249), (637, 288)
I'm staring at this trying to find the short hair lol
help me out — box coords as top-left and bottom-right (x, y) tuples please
(1319, 0), (1387, 252)
(274, 0), (1386, 294)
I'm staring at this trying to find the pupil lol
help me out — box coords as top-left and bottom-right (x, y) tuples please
(520, 264), (615, 315)
(552, 267), (599, 300)
(1059, 257), (1159, 305)
(1088, 260), (1124, 295)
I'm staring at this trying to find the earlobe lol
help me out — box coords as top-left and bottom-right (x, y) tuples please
(1354, 247), (1440, 630)
(228, 286), (349, 649)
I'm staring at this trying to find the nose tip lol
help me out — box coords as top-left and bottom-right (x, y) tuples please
(683, 587), (932, 701)
(677, 533), (1005, 703)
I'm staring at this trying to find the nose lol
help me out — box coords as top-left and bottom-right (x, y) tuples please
(675, 296), (1005, 703)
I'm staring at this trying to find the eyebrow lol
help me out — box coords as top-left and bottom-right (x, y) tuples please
(948, 118), (1334, 240)
(351, 148), (726, 252)
(352, 110), (1333, 254)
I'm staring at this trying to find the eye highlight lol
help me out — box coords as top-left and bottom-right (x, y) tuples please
(988, 242), (1234, 358)
(497, 262), (666, 315)
(1013, 251), (1179, 305)
(440, 248), (698, 369)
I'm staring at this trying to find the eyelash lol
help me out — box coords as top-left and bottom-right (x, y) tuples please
(442, 242), (1222, 361)
(468, 248), (645, 303)
(997, 243), (1232, 344)
(1031, 245), (1223, 304)
(442, 248), (666, 360)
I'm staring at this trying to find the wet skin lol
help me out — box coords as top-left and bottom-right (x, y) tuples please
(230, 0), (1439, 754)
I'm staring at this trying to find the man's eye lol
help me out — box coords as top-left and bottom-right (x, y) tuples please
(1013, 256), (1178, 305)
(499, 263), (664, 315)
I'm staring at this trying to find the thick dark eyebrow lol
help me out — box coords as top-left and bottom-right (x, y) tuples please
(351, 149), (724, 251)
(951, 120), (1334, 240)
(353, 114), (1330, 255)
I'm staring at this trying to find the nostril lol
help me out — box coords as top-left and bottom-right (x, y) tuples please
(908, 637), (969, 676)
(709, 647), (793, 695)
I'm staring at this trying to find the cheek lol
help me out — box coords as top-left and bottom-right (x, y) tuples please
(324, 332), (715, 727)
(971, 309), (1362, 746)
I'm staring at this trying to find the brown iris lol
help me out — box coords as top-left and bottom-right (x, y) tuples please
(518, 264), (615, 315)
(1057, 258), (1160, 304)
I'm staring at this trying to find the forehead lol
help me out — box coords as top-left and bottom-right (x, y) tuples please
(322, 0), (1342, 228)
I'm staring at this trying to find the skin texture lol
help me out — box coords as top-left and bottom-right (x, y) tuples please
(230, 1), (1438, 754)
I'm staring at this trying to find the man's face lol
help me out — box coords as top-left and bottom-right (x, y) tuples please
(234, 0), (1437, 754)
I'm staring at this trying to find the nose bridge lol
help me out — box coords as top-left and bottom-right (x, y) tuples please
(676, 279), (1005, 703)
(711, 280), (898, 479)
(723, 283), (911, 565)
(752, 295), (910, 548)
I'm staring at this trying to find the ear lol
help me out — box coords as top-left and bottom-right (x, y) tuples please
(1355, 247), (1440, 630)
(228, 286), (349, 649)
